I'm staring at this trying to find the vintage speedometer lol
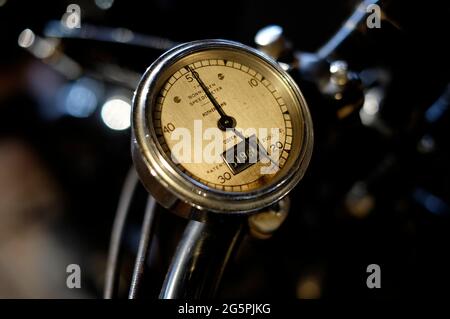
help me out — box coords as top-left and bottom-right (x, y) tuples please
(132, 40), (313, 217)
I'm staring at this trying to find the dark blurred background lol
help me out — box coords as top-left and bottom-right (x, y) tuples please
(0, 0), (449, 298)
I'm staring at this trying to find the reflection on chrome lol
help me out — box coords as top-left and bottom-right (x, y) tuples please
(18, 28), (58, 60)
(18, 29), (35, 48)
(95, 0), (114, 10)
(101, 97), (131, 130)
(59, 78), (100, 118)
(360, 87), (382, 126)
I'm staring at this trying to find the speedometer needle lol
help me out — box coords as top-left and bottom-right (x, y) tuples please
(186, 66), (236, 131)
(186, 66), (278, 169)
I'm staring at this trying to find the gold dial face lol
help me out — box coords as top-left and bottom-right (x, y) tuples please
(149, 47), (305, 193)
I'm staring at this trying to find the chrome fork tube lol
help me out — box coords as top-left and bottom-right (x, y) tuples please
(159, 217), (244, 299)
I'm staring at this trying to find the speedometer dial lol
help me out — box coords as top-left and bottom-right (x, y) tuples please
(132, 40), (313, 216)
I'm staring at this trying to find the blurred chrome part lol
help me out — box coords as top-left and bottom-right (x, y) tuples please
(330, 60), (349, 86)
(18, 28), (35, 48)
(44, 20), (178, 50)
(359, 68), (391, 88)
(101, 95), (132, 130)
(360, 87), (382, 125)
(95, 64), (141, 90)
(316, 0), (381, 59)
(62, 84), (96, 118)
(160, 219), (243, 299)
(95, 0), (114, 10)
(57, 77), (103, 118)
(360, 87), (393, 136)
(292, 54), (366, 121)
(18, 28), (141, 92)
(19, 28), (57, 58)
(18, 28), (83, 80)
(111, 28), (134, 43)
(320, 60), (365, 119)
(294, 51), (328, 82)
(248, 197), (290, 239)
(254, 25), (289, 59)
